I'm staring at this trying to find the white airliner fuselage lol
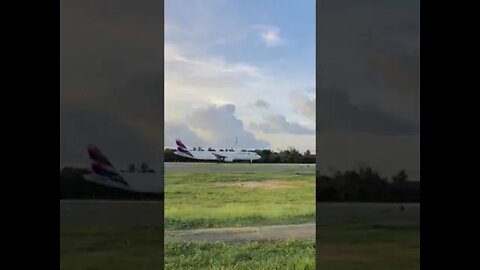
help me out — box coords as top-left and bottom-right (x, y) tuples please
(174, 140), (262, 162)
(84, 172), (163, 193)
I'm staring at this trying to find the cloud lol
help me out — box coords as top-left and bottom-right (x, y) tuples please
(312, 0), (420, 177)
(290, 91), (315, 121)
(165, 43), (267, 98)
(316, 87), (419, 136)
(60, 108), (161, 167)
(187, 104), (270, 148)
(254, 99), (270, 109)
(360, 33), (419, 98)
(164, 122), (207, 148)
(166, 44), (263, 78)
(316, 132), (420, 179)
(60, 0), (164, 165)
(249, 115), (315, 135)
(165, 104), (270, 149)
(317, 0), (420, 117)
(254, 25), (284, 47)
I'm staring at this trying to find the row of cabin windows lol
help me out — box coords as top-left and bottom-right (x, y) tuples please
(191, 147), (251, 152)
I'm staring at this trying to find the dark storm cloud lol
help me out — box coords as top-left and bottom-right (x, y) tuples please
(249, 115), (315, 135)
(186, 104), (270, 148)
(316, 0), (420, 177)
(60, 108), (161, 167)
(253, 99), (270, 109)
(318, 0), (420, 116)
(316, 132), (420, 179)
(60, 0), (163, 165)
(317, 87), (418, 136)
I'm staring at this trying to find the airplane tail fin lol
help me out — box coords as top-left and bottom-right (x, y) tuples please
(175, 139), (193, 157)
(88, 144), (115, 169)
(87, 145), (130, 187)
(176, 139), (188, 150)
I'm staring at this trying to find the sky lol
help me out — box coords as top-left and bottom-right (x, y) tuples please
(164, 0), (316, 152)
(316, 0), (420, 178)
(60, 0), (419, 179)
(60, 0), (165, 167)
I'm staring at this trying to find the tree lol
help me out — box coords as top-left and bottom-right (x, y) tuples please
(304, 150), (311, 156)
(392, 170), (408, 183)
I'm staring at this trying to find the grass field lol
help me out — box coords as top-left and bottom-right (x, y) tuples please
(60, 165), (418, 269)
(60, 225), (163, 270)
(164, 172), (316, 230)
(317, 224), (420, 270)
(165, 240), (315, 270)
(60, 223), (419, 270)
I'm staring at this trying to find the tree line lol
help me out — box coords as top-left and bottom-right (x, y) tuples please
(164, 147), (316, 163)
(316, 167), (419, 202)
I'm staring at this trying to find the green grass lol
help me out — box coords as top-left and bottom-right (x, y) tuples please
(317, 224), (420, 270)
(61, 170), (419, 269)
(165, 173), (316, 230)
(60, 225), (163, 270)
(60, 223), (419, 270)
(164, 224), (419, 270)
(165, 240), (315, 270)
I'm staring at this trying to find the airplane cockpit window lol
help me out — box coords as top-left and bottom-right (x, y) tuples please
(208, 148), (215, 151)
(220, 149), (224, 152)
(241, 149), (246, 152)
(229, 149), (234, 152)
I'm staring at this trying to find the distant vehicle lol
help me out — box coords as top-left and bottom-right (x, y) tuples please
(174, 139), (262, 163)
(83, 145), (163, 193)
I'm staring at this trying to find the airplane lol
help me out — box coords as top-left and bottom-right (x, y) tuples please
(173, 139), (262, 163)
(83, 145), (163, 193)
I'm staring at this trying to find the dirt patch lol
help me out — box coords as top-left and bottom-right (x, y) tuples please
(214, 181), (295, 190)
